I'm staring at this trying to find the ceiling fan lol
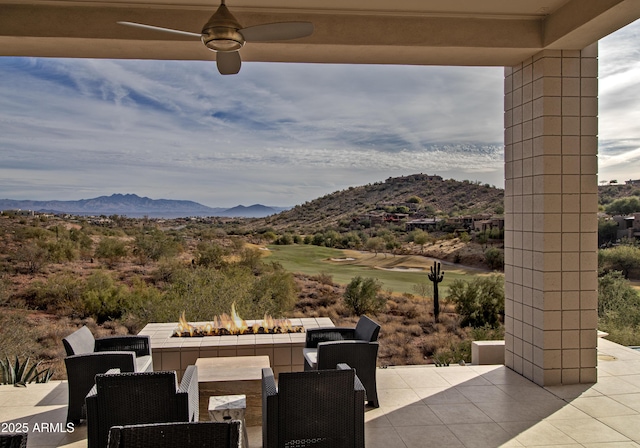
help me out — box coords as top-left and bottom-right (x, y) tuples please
(118, 0), (313, 75)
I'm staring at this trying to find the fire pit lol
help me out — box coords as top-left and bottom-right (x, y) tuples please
(139, 316), (334, 379)
(173, 305), (304, 337)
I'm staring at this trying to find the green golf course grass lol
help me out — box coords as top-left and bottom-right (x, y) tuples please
(262, 244), (498, 296)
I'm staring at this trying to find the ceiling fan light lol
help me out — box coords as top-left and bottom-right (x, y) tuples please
(201, 27), (245, 52)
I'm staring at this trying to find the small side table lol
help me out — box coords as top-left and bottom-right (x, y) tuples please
(208, 394), (249, 448)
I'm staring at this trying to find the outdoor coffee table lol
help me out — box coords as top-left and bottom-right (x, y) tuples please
(195, 355), (270, 426)
(209, 394), (249, 448)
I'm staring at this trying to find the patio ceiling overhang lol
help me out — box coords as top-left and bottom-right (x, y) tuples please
(1, 0), (639, 67)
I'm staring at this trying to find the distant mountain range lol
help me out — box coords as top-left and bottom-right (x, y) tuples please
(0, 194), (288, 218)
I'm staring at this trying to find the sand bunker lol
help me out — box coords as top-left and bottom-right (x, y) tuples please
(259, 247), (271, 251)
(330, 257), (356, 261)
(377, 266), (424, 272)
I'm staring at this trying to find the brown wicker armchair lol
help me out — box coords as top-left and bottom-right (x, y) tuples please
(86, 366), (199, 448)
(63, 325), (153, 424)
(262, 364), (365, 448)
(303, 315), (381, 407)
(0, 434), (27, 448)
(108, 421), (241, 448)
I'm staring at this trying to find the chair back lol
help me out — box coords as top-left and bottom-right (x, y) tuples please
(96, 371), (182, 423)
(316, 341), (378, 371)
(108, 422), (241, 448)
(277, 369), (356, 448)
(0, 434), (27, 448)
(354, 316), (380, 342)
(63, 326), (96, 355)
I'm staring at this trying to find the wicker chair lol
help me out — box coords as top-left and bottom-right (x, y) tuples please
(304, 315), (380, 348)
(108, 421), (241, 448)
(0, 434), (27, 448)
(262, 364), (365, 448)
(86, 366), (199, 448)
(63, 325), (153, 424)
(303, 315), (380, 407)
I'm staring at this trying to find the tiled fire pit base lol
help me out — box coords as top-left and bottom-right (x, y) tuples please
(139, 317), (334, 379)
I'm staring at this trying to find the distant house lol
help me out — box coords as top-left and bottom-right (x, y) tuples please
(406, 218), (441, 231)
(625, 179), (640, 186)
(1, 209), (34, 216)
(473, 217), (505, 233)
(612, 213), (640, 240)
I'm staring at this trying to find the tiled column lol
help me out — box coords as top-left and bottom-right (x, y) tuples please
(504, 44), (599, 386)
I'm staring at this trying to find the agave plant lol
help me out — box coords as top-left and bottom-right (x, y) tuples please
(0, 355), (54, 387)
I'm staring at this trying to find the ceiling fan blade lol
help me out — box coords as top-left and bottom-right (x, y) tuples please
(216, 51), (242, 75)
(240, 22), (313, 42)
(117, 21), (201, 38)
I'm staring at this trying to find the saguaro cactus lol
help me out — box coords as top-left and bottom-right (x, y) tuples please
(428, 261), (444, 322)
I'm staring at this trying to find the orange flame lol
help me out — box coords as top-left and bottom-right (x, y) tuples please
(172, 302), (303, 337)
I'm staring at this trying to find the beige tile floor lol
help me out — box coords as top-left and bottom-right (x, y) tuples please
(2, 338), (640, 448)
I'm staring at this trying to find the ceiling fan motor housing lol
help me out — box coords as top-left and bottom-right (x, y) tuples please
(201, 2), (245, 52)
(201, 27), (245, 52)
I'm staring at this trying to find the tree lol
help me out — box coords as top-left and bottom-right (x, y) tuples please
(484, 247), (504, 270)
(95, 238), (128, 267)
(448, 275), (504, 328)
(365, 237), (384, 256)
(411, 229), (429, 253)
(599, 244), (640, 278)
(605, 197), (640, 215)
(343, 276), (385, 315)
(323, 230), (341, 248)
(598, 218), (619, 247)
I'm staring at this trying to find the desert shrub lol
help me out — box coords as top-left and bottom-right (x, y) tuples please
(598, 271), (640, 346)
(599, 244), (640, 279)
(44, 239), (78, 263)
(151, 258), (186, 285)
(69, 228), (93, 250)
(195, 241), (228, 268)
(238, 248), (263, 272)
(14, 242), (49, 274)
(470, 324), (505, 341)
(313, 272), (334, 286)
(95, 237), (128, 267)
(133, 229), (181, 264)
(82, 271), (128, 322)
(0, 312), (42, 359)
(275, 234), (294, 245)
(25, 272), (84, 312)
(249, 268), (297, 317)
(118, 277), (165, 332)
(14, 226), (49, 242)
(433, 340), (471, 366)
(484, 247), (504, 270)
(448, 275), (504, 328)
(343, 276), (386, 315)
(598, 271), (640, 327)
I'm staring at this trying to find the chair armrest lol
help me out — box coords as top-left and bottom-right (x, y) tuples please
(95, 335), (151, 357)
(262, 368), (278, 448)
(177, 365), (199, 422)
(305, 327), (357, 348)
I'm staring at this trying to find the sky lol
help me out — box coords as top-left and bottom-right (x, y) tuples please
(0, 20), (639, 208)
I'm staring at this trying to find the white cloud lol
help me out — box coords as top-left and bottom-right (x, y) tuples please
(0, 19), (639, 206)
